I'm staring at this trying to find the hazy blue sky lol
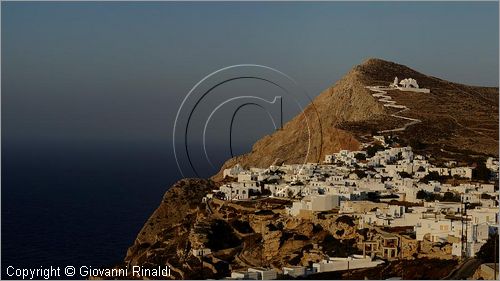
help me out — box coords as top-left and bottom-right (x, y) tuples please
(3, 2), (499, 148)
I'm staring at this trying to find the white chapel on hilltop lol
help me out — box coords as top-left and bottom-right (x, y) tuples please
(389, 76), (430, 93)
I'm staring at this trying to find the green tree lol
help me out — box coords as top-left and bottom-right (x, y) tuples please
(442, 191), (460, 202)
(477, 232), (499, 262)
(481, 193), (494, 200)
(473, 161), (491, 181)
(416, 190), (428, 200)
(420, 171), (442, 183)
(398, 171), (412, 178)
(366, 144), (385, 157)
(261, 188), (272, 196)
(367, 192), (380, 202)
(354, 169), (367, 178)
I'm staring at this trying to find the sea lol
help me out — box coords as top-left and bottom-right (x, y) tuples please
(1, 140), (214, 279)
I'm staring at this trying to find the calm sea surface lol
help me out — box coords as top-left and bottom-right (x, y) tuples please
(1, 140), (188, 279)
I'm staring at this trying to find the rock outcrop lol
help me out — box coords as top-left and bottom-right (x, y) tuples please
(212, 59), (388, 180)
(117, 178), (368, 279)
(117, 58), (499, 279)
(214, 58), (499, 180)
(123, 179), (216, 279)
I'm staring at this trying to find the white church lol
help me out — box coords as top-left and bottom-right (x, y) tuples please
(389, 76), (430, 93)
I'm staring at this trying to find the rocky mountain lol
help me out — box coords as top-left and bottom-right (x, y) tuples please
(120, 179), (456, 280)
(123, 179), (217, 279)
(116, 58), (498, 279)
(213, 58), (498, 180)
(121, 178), (367, 279)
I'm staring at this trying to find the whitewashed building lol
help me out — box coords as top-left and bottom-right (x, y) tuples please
(288, 194), (340, 216)
(223, 164), (246, 178)
(312, 255), (384, 273)
(450, 167), (473, 179)
(219, 182), (260, 200)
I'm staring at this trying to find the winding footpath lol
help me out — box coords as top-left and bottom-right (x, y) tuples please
(366, 86), (422, 133)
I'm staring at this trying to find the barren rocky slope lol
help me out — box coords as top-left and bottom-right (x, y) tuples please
(122, 180), (368, 279)
(213, 58), (499, 180)
(121, 179), (457, 280)
(117, 58), (498, 279)
(212, 59), (386, 180)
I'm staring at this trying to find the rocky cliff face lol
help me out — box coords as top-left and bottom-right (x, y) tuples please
(123, 179), (216, 279)
(212, 59), (387, 180)
(118, 58), (499, 279)
(120, 181), (362, 279)
(214, 58), (499, 180)
(128, 178), (215, 247)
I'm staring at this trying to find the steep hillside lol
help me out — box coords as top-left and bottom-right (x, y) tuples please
(116, 58), (498, 280)
(212, 59), (387, 180)
(214, 58), (499, 179)
(121, 178), (365, 280)
(341, 58), (498, 159)
(123, 179), (217, 279)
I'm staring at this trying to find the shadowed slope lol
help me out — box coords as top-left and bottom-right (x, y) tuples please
(214, 58), (498, 179)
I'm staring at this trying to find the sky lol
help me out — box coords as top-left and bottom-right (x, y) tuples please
(2, 2), (499, 149)
(3, 2), (498, 268)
